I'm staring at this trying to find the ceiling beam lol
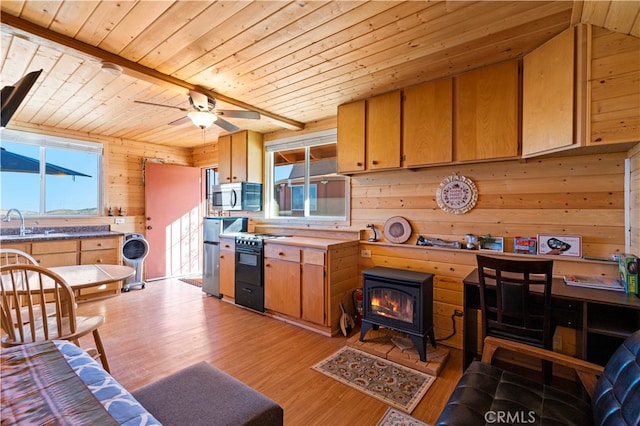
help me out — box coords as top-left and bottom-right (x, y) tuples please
(0, 13), (305, 131)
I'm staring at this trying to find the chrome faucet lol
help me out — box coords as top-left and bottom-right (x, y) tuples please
(2, 208), (26, 236)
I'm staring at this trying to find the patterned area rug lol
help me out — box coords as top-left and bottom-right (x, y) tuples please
(312, 346), (435, 413)
(179, 277), (202, 287)
(377, 407), (430, 426)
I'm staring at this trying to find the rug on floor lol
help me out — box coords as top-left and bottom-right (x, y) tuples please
(179, 277), (202, 287)
(377, 407), (430, 426)
(312, 346), (435, 413)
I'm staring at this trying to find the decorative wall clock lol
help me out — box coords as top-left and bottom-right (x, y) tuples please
(436, 174), (478, 214)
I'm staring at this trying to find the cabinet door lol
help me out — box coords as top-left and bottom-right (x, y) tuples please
(337, 100), (366, 173)
(403, 78), (453, 167)
(264, 258), (300, 318)
(219, 249), (235, 298)
(230, 131), (248, 182)
(366, 91), (401, 170)
(31, 240), (78, 267)
(522, 27), (576, 156)
(454, 60), (520, 162)
(218, 134), (232, 183)
(302, 249), (326, 325)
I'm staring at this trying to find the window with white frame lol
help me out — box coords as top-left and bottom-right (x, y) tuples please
(0, 128), (103, 216)
(265, 129), (348, 222)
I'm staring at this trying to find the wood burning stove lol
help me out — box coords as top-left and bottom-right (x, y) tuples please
(359, 266), (436, 362)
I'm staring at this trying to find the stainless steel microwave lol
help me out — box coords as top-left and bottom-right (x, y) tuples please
(220, 182), (262, 211)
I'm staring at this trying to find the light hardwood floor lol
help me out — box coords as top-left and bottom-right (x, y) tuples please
(76, 279), (463, 425)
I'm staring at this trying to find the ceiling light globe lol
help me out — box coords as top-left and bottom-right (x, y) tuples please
(187, 111), (217, 129)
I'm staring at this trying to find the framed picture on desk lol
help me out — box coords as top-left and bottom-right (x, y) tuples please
(537, 234), (581, 257)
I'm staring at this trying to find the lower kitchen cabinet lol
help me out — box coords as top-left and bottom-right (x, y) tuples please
(1, 235), (123, 301)
(219, 236), (236, 298)
(263, 238), (359, 336)
(264, 244), (302, 318)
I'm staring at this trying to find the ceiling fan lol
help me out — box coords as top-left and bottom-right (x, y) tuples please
(135, 91), (260, 132)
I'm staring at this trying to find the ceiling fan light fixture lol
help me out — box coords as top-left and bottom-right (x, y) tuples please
(188, 111), (217, 129)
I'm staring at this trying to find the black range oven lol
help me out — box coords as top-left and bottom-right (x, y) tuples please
(234, 234), (274, 312)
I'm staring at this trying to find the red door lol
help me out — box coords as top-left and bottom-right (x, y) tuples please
(144, 162), (202, 280)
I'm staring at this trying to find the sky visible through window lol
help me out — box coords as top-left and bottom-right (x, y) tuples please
(1, 141), (99, 215)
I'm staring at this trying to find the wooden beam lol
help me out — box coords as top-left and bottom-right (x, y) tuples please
(0, 14), (305, 131)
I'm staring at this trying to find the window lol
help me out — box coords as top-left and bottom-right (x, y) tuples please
(265, 129), (349, 222)
(0, 129), (103, 216)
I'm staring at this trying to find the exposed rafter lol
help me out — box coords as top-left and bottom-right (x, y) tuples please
(0, 13), (305, 131)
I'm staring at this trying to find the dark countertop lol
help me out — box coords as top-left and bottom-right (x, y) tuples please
(0, 226), (124, 243)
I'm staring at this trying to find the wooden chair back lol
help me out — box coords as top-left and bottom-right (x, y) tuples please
(476, 255), (554, 349)
(0, 263), (77, 344)
(0, 248), (38, 266)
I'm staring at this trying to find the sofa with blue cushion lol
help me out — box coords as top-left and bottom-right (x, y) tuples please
(436, 329), (640, 425)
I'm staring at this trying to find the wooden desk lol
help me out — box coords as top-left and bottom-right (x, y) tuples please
(463, 269), (640, 369)
(49, 264), (135, 301)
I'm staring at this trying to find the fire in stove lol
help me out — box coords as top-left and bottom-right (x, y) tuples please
(370, 289), (413, 323)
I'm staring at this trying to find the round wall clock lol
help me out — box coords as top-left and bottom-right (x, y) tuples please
(436, 174), (478, 214)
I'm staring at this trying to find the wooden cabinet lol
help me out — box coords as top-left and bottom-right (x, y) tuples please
(217, 130), (263, 183)
(219, 236), (236, 299)
(337, 100), (365, 173)
(2, 235), (123, 300)
(263, 238), (359, 335)
(366, 91), (401, 170)
(31, 240), (78, 267)
(337, 91), (401, 173)
(80, 237), (119, 264)
(523, 24), (638, 156)
(264, 244), (301, 318)
(454, 60), (520, 162)
(301, 249), (326, 325)
(522, 26), (584, 156)
(403, 78), (453, 167)
(588, 25), (640, 146)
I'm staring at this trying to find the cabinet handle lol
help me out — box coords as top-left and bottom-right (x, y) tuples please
(97, 243), (102, 247)
(265, 263), (271, 267)
(220, 255), (225, 259)
(279, 252), (285, 256)
(356, 162), (363, 167)
(371, 160), (379, 165)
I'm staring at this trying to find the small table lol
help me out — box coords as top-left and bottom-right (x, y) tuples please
(49, 264), (135, 300)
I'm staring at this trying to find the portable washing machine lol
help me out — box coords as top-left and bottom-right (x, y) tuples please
(122, 233), (149, 291)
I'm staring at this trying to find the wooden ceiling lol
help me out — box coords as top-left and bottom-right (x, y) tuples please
(1, 1), (639, 148)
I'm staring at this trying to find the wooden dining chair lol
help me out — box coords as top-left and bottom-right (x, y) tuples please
(0, 248), (38, 266)
(0, 263), (111, 372)
(476, 254), (554, 383)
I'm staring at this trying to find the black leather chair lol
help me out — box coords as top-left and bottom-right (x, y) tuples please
(435, 329), (640, 425)
(476, 254), (554, 383)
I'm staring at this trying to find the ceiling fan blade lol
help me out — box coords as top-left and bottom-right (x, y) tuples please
(134, 100), (190, 112)
(214, 117), (239, 132)
(168, 116), (191, 126)
(216, 109), (260, 120)
(189, 90), (211, 111)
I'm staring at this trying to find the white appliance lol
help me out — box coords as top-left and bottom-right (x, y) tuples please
(122, 233), (149, 292)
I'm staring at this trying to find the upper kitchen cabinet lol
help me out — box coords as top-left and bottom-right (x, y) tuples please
(454, 60), (520, 162)
(403, 78), (453, 167)
(522, 26), (586, 157)
(589, 26), (640, 147)
(366, 91), (401, 171)
(337, 100), (366, 173)
(217, 130), (263, 183)
(337, 91), (401, 173)
(523, 24), (639, 157)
